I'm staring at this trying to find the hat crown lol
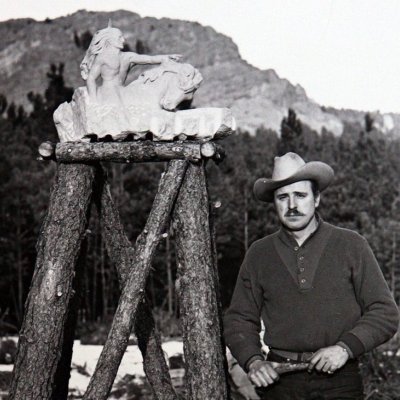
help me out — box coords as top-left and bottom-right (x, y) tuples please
(272, 152), (306, 181)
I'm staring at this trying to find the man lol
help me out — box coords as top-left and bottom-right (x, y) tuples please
(224, 152), (399, 399)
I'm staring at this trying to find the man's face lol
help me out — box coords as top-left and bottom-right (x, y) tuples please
(274, 180), (320, 231)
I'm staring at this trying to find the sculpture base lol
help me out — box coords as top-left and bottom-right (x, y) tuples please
(54, 88), (236, 143)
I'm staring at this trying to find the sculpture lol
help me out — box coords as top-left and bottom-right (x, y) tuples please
(80, 22), (183, 108)
(54, 23), (236, 142)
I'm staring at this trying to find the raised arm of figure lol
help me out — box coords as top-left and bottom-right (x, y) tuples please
(126, 52), (182, 65)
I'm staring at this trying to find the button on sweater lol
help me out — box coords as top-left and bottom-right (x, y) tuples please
(223, 221), (399, 371)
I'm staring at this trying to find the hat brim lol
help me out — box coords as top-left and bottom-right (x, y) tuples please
(253, 161), (334, 203)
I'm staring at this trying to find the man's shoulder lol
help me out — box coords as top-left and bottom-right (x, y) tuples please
(323, 221), (367, 244)
(243, 232), (280, 269)
(249, 231), (280, 252)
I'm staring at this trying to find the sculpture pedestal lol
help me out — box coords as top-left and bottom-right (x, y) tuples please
(54, 87), (236, 142)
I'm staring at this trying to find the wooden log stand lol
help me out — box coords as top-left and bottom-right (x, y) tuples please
(10, 140), (229, 400)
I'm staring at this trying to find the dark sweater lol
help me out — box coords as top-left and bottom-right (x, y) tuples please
(224, 221), (399, 370)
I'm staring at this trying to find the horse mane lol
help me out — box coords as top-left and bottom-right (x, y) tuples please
(138, 62), (203, 93)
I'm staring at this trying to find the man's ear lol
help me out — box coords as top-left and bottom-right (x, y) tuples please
(314, 193), (321, 208)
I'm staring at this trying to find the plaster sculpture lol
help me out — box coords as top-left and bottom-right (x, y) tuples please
(54, 23), (236, 142)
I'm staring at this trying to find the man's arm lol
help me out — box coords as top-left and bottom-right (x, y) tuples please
(339, 237), (399, 356)
(223, 249), (265, 371)
(309, 236), (399, 373)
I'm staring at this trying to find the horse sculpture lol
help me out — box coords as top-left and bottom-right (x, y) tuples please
(124, 61), (203, 111)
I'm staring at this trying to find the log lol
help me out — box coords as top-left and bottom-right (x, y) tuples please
(173, 161), (228, 399)
(134, 301), (178, 400)
(94, 167), (177, 399)
(209, 198), (232, 396)
(38, 141), (56, 159)
(93, 167), (133, 286)
(9, 163), (96, 400)
(52, 242), (87, 400)
(83, 160), (187, 400)
(38, 141), (224, 163)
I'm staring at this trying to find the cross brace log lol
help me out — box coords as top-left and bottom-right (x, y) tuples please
(134, 301), (178, 400)
(83, 160), (188, 400)
(39, 141), (225, 163)
(94, 166), (177, 400)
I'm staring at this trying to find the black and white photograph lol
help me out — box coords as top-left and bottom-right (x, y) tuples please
(0, 1), (399, 399)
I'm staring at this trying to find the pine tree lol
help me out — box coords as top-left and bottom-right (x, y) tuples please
(278, 108), (307, 155)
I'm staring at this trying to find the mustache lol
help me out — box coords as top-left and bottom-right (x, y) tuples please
(285, 210), (305, 217)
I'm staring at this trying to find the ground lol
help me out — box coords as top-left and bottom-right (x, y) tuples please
(0, 338), (185, 399)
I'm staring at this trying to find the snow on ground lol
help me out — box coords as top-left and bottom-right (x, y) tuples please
(0, 337), (184, 395)
(69, 340), (183, 394)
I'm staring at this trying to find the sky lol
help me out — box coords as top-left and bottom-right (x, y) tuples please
(1, 0), (400, 113)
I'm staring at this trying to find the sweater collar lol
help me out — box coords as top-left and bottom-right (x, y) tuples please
(278, 213), (324, 248)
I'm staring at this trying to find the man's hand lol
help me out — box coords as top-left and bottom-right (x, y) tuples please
(247, 359), (279, 387)
(308, 345), (349, 374)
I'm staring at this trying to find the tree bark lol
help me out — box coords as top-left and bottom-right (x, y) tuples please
(40, 141), (223, 163)
(391, 231), (396, 296)
(10, 163), (96, 400)
(209, 189), (232, 398)
(83, 160), (187, 400)
(52, 237), (88, 400)
(15, 206), (24, 324)
(94, 165), (178, 399)
(173, 161), (228, 400)
(166, 233), (174, 316)
(135, 300), (178, 400)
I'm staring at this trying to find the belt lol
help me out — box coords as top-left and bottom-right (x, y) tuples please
(270, 348), (314, 362)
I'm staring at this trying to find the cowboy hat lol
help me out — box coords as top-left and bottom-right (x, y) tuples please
(253, 152), (334, 202)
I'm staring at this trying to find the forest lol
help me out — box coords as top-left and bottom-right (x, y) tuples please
(0, 64), (399, 397)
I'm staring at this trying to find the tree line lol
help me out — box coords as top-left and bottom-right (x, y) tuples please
(0, 66), (399, 335)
